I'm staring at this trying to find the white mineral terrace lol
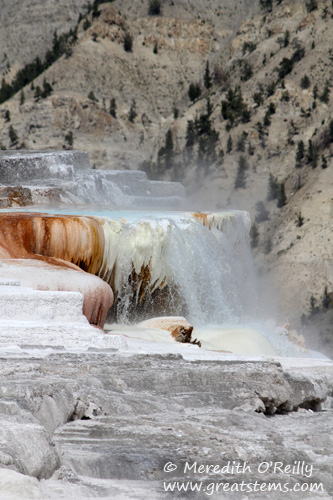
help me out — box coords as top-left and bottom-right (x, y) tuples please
(0, 150), (187, 208)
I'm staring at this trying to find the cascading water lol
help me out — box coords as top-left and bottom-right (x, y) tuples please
(96, 211), (257, 325)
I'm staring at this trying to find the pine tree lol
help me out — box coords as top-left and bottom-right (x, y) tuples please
(259, 0), (273, 11)
(9, 125), (18, 146)
(34, 86), (42, 101)
(300, 74), (311, 89)
(329, 118), (333, 143)
(41, 78), (53, 98)
(295, 140), (305, 165)
(158, 129), (175, 170)
(92, 0), (101, 18)
(320, 83), (330, 103)
(250, 223), (259, 248)
(204, 61), (212, 89)
(227, 135), (233, 153)
(322, 286), (330, 310)
(236, 131), (247, 152)
(123, 32), (133, 52)
(128, 99), (137, 122)
(306, 139), (318, 168)
(185, 120), (195, 148)
(110, 98), (117, 118)
(277, 182), (287, 208)
(206, 97), (213, 116)
(188, 82), (201, 102)
(313, 84), (318, 99)
(148, 0), (162, 15)
(164, 129), (174, 169)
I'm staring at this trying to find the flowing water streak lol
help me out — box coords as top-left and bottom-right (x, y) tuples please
(97, 211), (256, 325)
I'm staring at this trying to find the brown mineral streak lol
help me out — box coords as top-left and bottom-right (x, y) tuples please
(0, 213), (112, 327)
(0, 212), (105, 274)
(192, 212), (212, 229)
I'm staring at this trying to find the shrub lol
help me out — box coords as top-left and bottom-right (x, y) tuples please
(83, 18), (91, 31)
(295, 212), (304, 227)
(242, 41), (257, 55)
(88, 90), (98, 102)
(148, 0), (162, 15)
(278, 58), (293, 79)
(266, 80), (277, 96)
(240, 61), (253, 82)
(300, 74), (311, 89)
(281, 90), (290, 102)
(263, 111), (271, 127)
(306, 0), (317, 12)
(65, 131), (74, 148)
(212, 65), (229, 89)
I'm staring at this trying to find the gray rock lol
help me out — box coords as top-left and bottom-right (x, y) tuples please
(0, 350), (332, 497)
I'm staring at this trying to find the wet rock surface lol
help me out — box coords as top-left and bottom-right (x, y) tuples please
(0, 349), (332, 498)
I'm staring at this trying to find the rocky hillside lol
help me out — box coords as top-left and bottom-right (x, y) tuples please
(0, 0), (332, 348)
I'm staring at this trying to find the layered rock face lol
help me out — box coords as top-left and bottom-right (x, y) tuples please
(0, 150), (187, 208)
